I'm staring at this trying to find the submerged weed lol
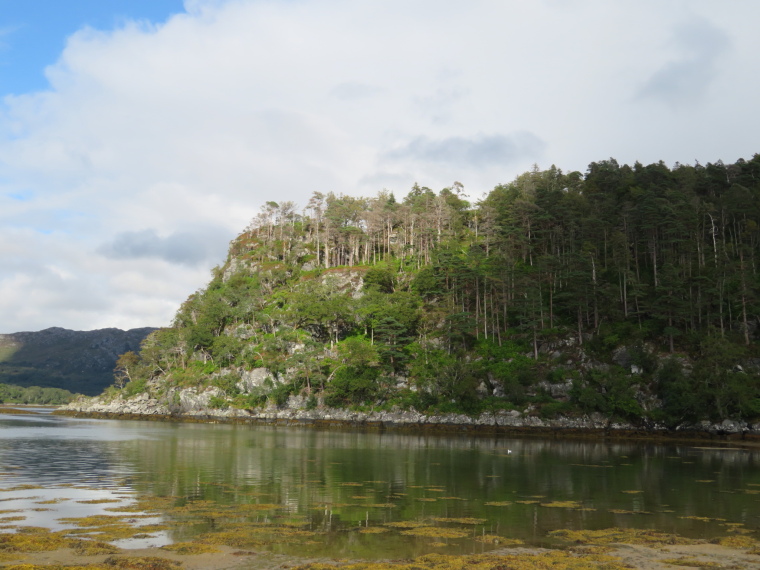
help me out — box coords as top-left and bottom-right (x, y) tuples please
(400, 527), (470, 539)
(77, 499), (122, 505)
(430, 518), (485, 525)
(713, 535), (757, 548)
(103, 555), (183, 569)
(160, 541), (221, 554)
(358, 527), (390, 534)
(473, 535), (523, 546)
(291, 550), (627, 569)
(660, 557), (722, 567)
(383, 521), (427, 529)
(549, 527), (699, 546)
(608, 509), (652, 515)
(540, 501), (584, 509)
(0, 529), (72, 552)
(35, 498), (69, 505)
(71, 540), (122, 556)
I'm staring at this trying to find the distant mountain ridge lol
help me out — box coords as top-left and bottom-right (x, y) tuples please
(0, 326), (156, 395)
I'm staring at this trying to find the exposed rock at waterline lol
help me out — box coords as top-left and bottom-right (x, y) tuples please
(58, 388), (760, 439)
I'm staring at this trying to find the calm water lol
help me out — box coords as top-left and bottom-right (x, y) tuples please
(1, 409), (759, 557)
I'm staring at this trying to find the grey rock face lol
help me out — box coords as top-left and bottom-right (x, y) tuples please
(237, 368), (277, 393)
(537, 379), (573, 400)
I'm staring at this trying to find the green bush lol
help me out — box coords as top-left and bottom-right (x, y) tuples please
(212, 373), (241, 396)
(190, 360), (219, 375)
(570, 367), (643, 421)
(209, 395), (229, 409)
(384, 389), (438, 412)
(123, 377), (147, 398)
(325, 366), (380, 406)
(538, 400), (575, 419)
(268, 382), (294, 407)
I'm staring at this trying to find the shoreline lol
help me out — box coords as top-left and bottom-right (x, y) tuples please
(54, 407), (760, 446)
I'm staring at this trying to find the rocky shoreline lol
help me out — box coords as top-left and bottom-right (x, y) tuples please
(57, 389), (760, 442)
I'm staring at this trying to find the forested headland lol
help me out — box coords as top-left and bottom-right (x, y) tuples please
(104, 156), (760, 429)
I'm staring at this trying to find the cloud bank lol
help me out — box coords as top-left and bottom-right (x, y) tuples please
(0, 0), (758, 332)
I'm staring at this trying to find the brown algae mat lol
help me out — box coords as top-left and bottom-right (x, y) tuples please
(2, 526), (760, 569)
(2, 492), (760, 569)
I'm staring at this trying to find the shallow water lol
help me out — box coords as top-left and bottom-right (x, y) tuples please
(1, 409), (759, 558)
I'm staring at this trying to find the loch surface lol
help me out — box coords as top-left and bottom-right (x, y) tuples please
(1, 409), (759, 558)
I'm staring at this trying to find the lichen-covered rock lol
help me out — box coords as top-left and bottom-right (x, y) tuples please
(237, 367), (277, 393)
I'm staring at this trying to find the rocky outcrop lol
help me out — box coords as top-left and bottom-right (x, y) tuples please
(57, 388), (760, 440)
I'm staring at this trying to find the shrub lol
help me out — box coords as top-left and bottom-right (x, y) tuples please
(212, 373), (241, 396)
(209, 395), (229, 410)
(123, 377), (147, 398)
(539, 401), (575, 419)
(268, 382), (293, 407)
(325, 366), (380, 406)
(570, 367), (643, 421)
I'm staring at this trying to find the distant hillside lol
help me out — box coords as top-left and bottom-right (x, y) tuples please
(0, 327), (156, 396)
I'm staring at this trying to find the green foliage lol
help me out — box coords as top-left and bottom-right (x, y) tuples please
(123, 377), (148, 398)
(192, 360), (219, 375)
(539, 400), (576, 419)
(325, 366), (381, 407)
(410, 267), (441, 299)
(268, 382), (295, 407)
(571, 367), (643, 421)
(407, 348), (481, 413)
(212, 373), (241, 397)
(475, 339), (535, 384)
(211, 336), (243, 367)
(337, 336), (379, 367)
(208, 395), (229, 409)
(0, 383), (78, 405)
(362, 266), (395, 293)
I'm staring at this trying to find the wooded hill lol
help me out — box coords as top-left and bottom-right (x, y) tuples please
(113, 156), (760, 427)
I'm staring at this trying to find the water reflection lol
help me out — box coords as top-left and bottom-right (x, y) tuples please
(1, 409), (759, 557)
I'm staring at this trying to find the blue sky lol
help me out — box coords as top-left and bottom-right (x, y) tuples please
(0, 0), (185, 95)
(0, 0), (759, 333)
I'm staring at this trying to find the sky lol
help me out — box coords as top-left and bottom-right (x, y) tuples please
(0, 0), (758, 334)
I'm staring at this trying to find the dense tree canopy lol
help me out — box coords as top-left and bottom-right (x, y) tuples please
(114, 156), (760, 426)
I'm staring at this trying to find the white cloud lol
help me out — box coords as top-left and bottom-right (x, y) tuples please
(385, 133), (546, 169)
(1, 0), (759, 332)
(638, 16), (731, 106)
